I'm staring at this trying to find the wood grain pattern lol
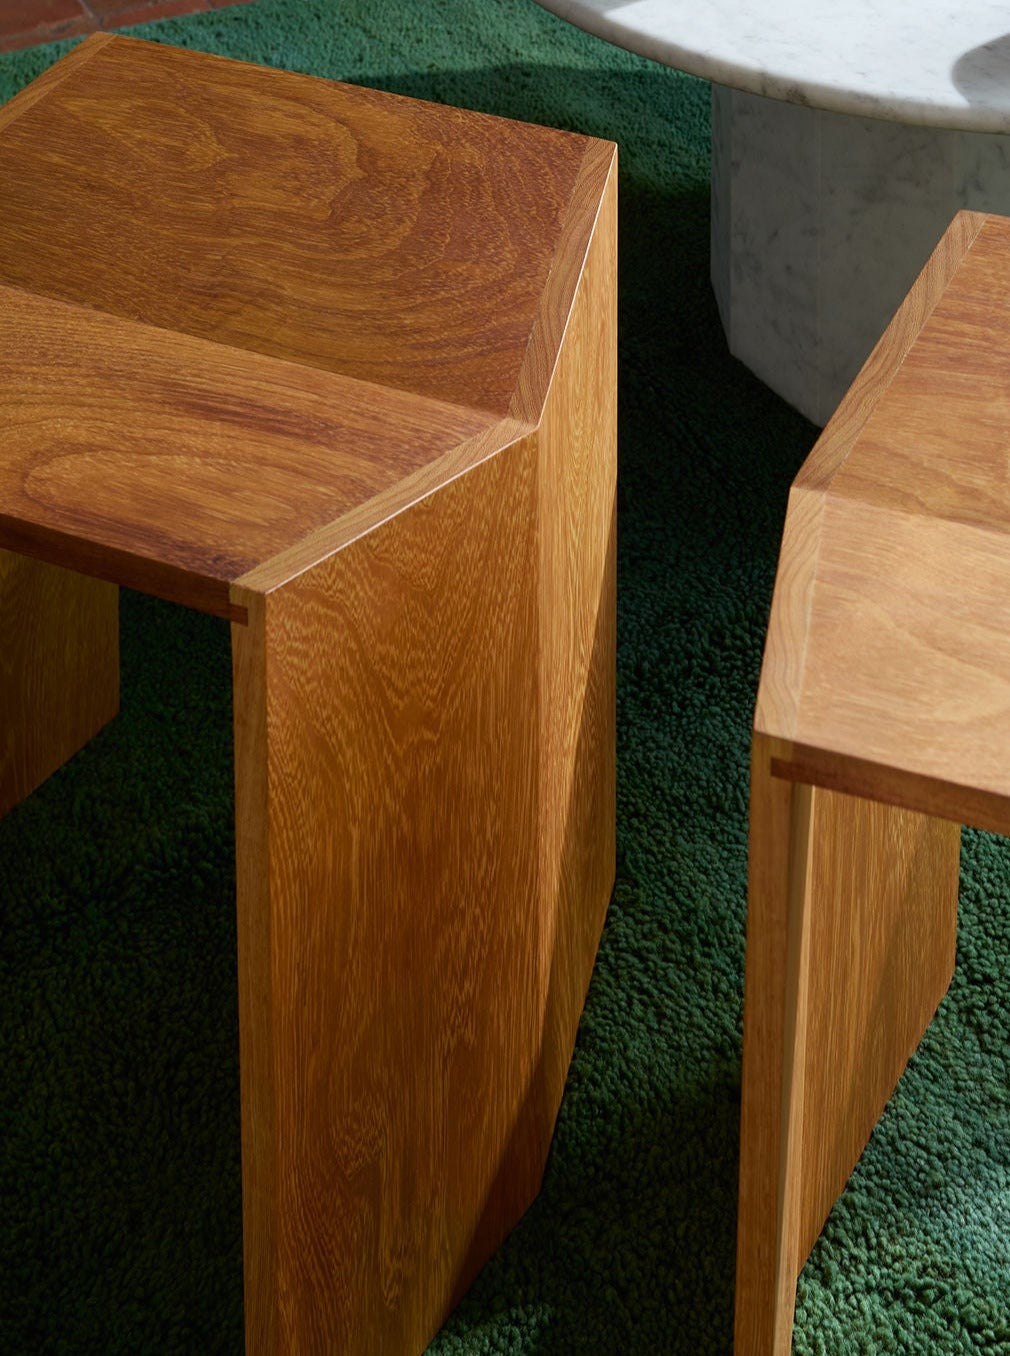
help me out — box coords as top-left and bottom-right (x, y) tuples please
(232, 440), (540, 1355)
(228, 132), (615, 1356)
(530, 147), (617, 1149)
(0, 35), (588, 415)
(735, 735), (811, 1356)
(756, 211), (1010, 822)
(797, 791), (959, 1264)
(0, 550), (118, 817)
(794, 209), (987, 495)
(0, 282), (490, 619)
(738, 210), (1010, 1355)
(211, 135), (616, 599)
(0, 31), (112, 134)
(736, 744), (959, 1356)
(0, 39), (614, 620)
(1, 38), (617, 1353)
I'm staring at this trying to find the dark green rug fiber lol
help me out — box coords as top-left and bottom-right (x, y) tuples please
(2, 2), (1010, 1352)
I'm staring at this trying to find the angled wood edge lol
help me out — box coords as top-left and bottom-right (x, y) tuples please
(231, 416), (530, 599)
(0, 33), (114, 133)
(509, 138), (618, 425)
(797, 209), (988, 493)
(768, 740), (1010, 839)
(236, 140), (617, 601)
(735, 732), (813, 1356)
(755, 209), (989, 743)
(0, 509), (249, 624)
(752, 483), (825, 745)
(1, 281), (495, 620)
(5, 38), (616, 614)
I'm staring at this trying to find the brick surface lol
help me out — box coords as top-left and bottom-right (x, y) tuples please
(91, 0), (208, 21)
(0, 0), (255, 50)
(85, 0), (185, 17)
(0, 0), (90, 50)
(0, 0), (83, 24)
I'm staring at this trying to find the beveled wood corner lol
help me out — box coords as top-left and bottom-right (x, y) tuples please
(736, 210), (1010, 1354)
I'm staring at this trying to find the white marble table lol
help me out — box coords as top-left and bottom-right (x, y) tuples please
(534, 0), (1010, 423)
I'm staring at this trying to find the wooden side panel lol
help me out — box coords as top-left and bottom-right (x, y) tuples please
(735, 735), (813, 1356)
(534, 151), (617, 1132)
(736, 739), (959, 1356)
(0, 549), (118, 817)
(797, 788), (959, 1263)
(232, 438), (543, 1356)
(458, 146), (617, 1277)
(228, 142), (615, 1356)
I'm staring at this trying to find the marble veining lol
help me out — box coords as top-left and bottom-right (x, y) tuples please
(538, 0), (1010, 424)
(533, 0), (1010, 132)
(713, 88), (1010, 424)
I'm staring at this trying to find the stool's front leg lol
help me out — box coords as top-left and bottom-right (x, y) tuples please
(735, 734), (960, 1355)
(0, 549), (119, 817)
(230, 431), (614, 1355)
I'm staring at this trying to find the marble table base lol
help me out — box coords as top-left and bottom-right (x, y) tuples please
(711, 85), (1010, 425)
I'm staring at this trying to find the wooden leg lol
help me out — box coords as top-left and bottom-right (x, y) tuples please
(228, 180), (615, 1354)
(735, 734), (960, 1355)
(230, 436), (613, 1353)
(0, 549), (119, 818)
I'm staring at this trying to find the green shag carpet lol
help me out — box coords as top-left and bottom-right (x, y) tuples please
(2, 2), (1009, 1352)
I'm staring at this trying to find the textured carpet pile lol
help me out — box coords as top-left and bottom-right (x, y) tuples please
(1, 2), (1009, 1352)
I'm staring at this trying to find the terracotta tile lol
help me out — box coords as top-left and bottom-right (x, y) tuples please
(0, 2), (94, 50)
(0, 0), (255, 47)
(0, 0), (84, 25)
(97, 0), (207, 22)
(0, 19), (91, 48)
(87, 0), (167, 16)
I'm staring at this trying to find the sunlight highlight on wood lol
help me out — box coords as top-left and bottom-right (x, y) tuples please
(737, 211), (1010, 1354)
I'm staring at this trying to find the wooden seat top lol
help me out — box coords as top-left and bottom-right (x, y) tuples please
(0, 35), (615, 618)
(756, 211), (1010, 834)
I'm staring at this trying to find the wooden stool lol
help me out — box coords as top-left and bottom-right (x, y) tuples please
(734, 210), (1010, 1354)
(0, 36), (617, 1354)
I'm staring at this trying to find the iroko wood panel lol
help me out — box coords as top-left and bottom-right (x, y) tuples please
(0, 282), (491, 619)
(738, 211), (1010, 1355)
(232, 441), (541, 1355)
(228, 148), (616, 1356)
(1, 37), (617, 1354)
(0, 34), (588, 416)
(756, 211), (1010, 831)
(737, 745), (959, 1356)
(0, 550), (118, 816)
(0, 35), (612, 621)
(797, 791), (959, 1263)
(529, 149), (617, 1135)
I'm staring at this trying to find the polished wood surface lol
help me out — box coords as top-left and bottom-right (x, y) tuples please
(756, 210), (1010, 832)
(0, 35), (607, 620)
(737, 748), (959, 1356)
(0, 34), (587, 415)
(737, 211), (1010, 1354)
(0, 282), (490, 619)
(2, 37), (616, 1353)
(0, 551), (118, 816)
(232, 442), (541, 1355)
(797, 792), (958, 1263)
(230, 156), (616, 1356)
